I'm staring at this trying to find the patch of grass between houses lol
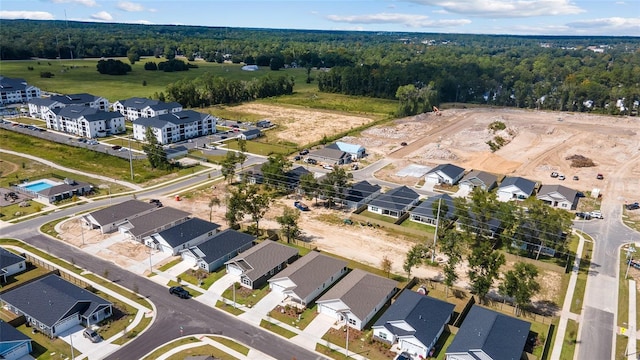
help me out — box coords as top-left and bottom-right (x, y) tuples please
(259, 319), (298, 339)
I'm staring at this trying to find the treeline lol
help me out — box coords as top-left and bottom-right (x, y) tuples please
(96, 59), (131, 75)
(160, 74), (294, 108)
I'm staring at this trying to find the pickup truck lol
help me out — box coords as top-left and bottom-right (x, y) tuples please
(294, 201), (309, 211)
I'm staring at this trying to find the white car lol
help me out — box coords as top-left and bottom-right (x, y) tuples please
(323, 165), (334, 171)
(590, 211), (603, 219)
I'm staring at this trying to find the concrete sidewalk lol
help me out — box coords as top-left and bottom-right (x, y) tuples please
(628, 279), (637, 360)
(153, 334), (275, 360)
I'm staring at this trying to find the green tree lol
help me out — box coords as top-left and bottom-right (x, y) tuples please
(208, 196), (221, 222)
(220, 152), (239, 184)
(261, 154), (291, 188)
(320, 167), (352, 207)
(467, 241), (505, 304)
(276, 207), (300, 243)
(240, 184), (272, 235)
(299, 173), (319, 203)
(127, 47), (140, 64)
(141, 127), (170, 169)
(225, 189), (245, 228)
(403, 243), (428, 279)
(381, 256), (393, 278)
(499, 262), (540, 315)
(440, 229), (463, 298)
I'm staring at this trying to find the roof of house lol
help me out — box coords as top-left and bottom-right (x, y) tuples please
(126, 207), (191, 238)
(447, 305), (530, 360)
(427, 163), (465, 179)
(368, 186), (420, 211)
(499, 176), (537, 195)
(345, 181), (381, 204)
(225, 240), (299, 282)
(284, 166), (311, 186)
(0, 320), (31, 343)
(309, 148), (350, 161)
(0, 76), (28, 90)
(38, 179), (91, 197)
(537, 184), (578, 202)
(188, 229), (255, 264)
(134, 110), (211, 128)
(51, 93), (104, 106)
(374, 290), (455, 344)
(156, 218), (220, 248)
(29, 97), (57, 106)
(53, 106), (100, 119)
(145, 101), (182, 111)
(269, 251), (347, 301)
(0, 247), (25, 270)
(0, 274), (112, 328)
(241, 129), (261, 137)
(327, 141), (365, 154)
(317, 269), (397, 321)
(115, 97), (159, 109)
(410, 194), (456, 219)
(82, 111), (124, 122)
(460, 170), (498, 188)
(88, 199), (158, 226)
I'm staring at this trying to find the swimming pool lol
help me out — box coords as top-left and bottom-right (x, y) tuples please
(19, 179), (61, 193)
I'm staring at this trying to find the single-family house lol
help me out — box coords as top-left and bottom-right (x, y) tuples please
(119, 207), (191, 242)
(0, 76), (41, 106)
(537, 184), (578, 210)
(45, 107), (125, 138)
(112, 97), (182, 121)
(82, 199), (158, 234)
(446, 305), (530, 360)
(343, 181), (382, 210)
(425, 163), (466, 185)
(317, 269), (397, 330)
(326, 141), (366, 160)
(29, 93), (109, 119)
(268, 251), (348, 307)
(238, 128), (261, 140)
(0, 247), (26, 283)
(0, 274), (113, 338)
(132, 110), (217, 145)
(181, 229), (255, 272)
(497, 176), (537, 202)
(459, 170), (498, 192)
(225, 240), (299, 289)
(0, 320), (32, 360)
(367, 186), (420, 219)
(410, 194), (456, 226)
(143, 217), (220, 255)
(373, 290), (455, 359)
(307, 148), (351, 165)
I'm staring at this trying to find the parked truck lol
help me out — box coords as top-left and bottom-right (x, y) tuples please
(294, 201), (309, 211)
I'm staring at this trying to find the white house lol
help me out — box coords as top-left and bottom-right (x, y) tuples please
(238, 129), (261, 140)
(180, 229), (255, 272)
(537, 184), (578, 210)
(142, 217), (220, 255)
(225, 240), (299, 289)
(28, 93), (108, 119)
(83, 199), (158, 234)
(497, 176), (537, 202)
(112, 97), (183, 121)
(132, 110), (217, 145)
(425, 163), (465, 185)
(367, 186), (420, 219)
(0, 76), (41, 105)
(46, 106), (125, 138)
(458, 170), (498, 192)
(0, 247), (26, 283)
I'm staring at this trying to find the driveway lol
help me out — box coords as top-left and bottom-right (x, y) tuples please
(59, 325), (119, 360)
(294, 315), (336, 349)
(194, 273), (237, 307)
(239, 291), (284, 325)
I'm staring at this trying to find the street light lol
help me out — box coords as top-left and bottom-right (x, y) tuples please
(338, 310), (350, 358)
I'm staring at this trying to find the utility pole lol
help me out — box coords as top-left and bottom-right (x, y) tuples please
(128, 136), (134, 181)
(79, 217), (85, 246)
(625, 244), (636, 279)
(431, 198), (442, 263)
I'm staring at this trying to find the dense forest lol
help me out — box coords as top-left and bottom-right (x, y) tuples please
(1, 20), (639, 115)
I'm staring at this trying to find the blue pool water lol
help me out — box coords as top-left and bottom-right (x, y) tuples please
(22, 181), (54, 192)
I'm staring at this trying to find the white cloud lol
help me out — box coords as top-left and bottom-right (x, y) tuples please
(50, 0), (98, 7)
(117, 1), (144, 12)
(615, 1), (626, 4)
(90, 11), (113, 21)
(0, 10), (55, 20)
(407, 0), (585, 17)
(567, 17), (640, 32)
(327, 12), (471, 28)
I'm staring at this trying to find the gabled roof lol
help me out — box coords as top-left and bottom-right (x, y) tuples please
(269, 251), (347, 301)
(188, 229), (255, 263)
(427, 163), (465, 179)
(82, 111), (124, 122)
(115, 97), (159, 109)
(51, 93), (104, 106)
(460, 170), (498, 188)
(88, 199), (158, 226)
(285, 166), (311, 186)
(126, 207), (191, 238)
(317, 269), (397, 321)
(241, 129), (261, 137)
(537, 184), (577, 202)
(145, 101), (182, 111)
(410, 194), (455, 219)
(157, 218), (220, 248)
(345, 181), (381, 203)
(0, 76), (28, 90)
(29, 97), (57, 106)
(327, 142), (365, 154)
(0, 274), (112, 328)
(374, 290), (454, 345)
(0, 247), (25, 270)
(0, 320), (30, 343)
(38, 180), (91, 197)
(134, 110), (211, 128)
(499, 176), (537, 195)
(53, 106), (99, 119)
(225, 240), (298, 282)
(368, 186), (420, 211)
(309, 148), (350, 161)
(447, 305), (530, 360)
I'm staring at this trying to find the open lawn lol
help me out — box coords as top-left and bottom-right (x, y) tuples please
(141, 336), (200, 360)
(221, 283), (271, 307)
(215, 300), (245, 315)
(259, 319), (298, 339)
(180, 266), (226, 290)
(209, 336), (250, 355)
(15, 323), (80, 360)
(268, 303), (319, 330)
(570, 239), (593, 314)
(225, 137), (296, 156)
(321, 327), (396, 360)
(165, 344), (238, 360)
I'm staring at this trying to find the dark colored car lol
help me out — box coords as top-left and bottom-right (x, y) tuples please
(400, 142), (408, 146)
(575, 212), (591, 220)
(596, 173), (604, 180)
(294, 155), (302, 161)
(111, 145), (122, 150)
(299, 149), (309, 155)
(626, 202), (640, 210)
(169, 286), (190, 299)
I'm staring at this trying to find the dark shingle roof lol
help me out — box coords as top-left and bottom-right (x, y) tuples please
(126, 207), (191, 238)
(146, 101), (182, 111)
(537, 184), (577, 202)
(134, 110), (209, 128)
(0, 274), (111, 328)
(368, 186), (420, 211)
(374, 290), (454, 345)
(0, 320), (30, 343)
(241, 129), (261, 137)
(0, 247), (25, 270)
(460, 170), (498, 188)
(29, 97), (56, 106)
(499, 177), (537, 195)
(38, 180), (91, 197)
(225, 241), (298, 282)
(309, 148), (350, 161)
(82, 111), (124, 122)
(54, 106), (99, 118)
(190, 229), (255, 263)
(116, 97), (158, 109)
(157, 218), (220, 248)
(345, 181), (381, 203)
(51, 93), (103, 105)
(447, 305), (530, 360)
(317, 269), (397, 321)
(427, 163), (465, 179)
(0, 76), (27, 90)
(410, 194), (455, 219)
(88, 199), (157, 226)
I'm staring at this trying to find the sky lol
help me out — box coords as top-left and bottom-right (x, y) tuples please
(0, 0), (639, 36)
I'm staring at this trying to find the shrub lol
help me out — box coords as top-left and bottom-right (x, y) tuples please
(40, 71), (54, 78)
(566, 154), (596, 167)
(488, 121), (506, 132)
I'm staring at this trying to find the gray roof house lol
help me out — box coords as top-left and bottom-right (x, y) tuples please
(83, 199), (158, 234)
(132, 110), (217, 145)
(497, 176), (537, 202)
(367, 186), (421, 219)
(459, 170), (498, 192)
(112, 97), (182, 121)
(0, 247), (26, 283)
(343, 180), (382, 210)
(0, 76), (40, 105)
(307, 148), (351, 165)
(144, 217), (221, 255)
(0, 320), (32, 360)
(181, 229), (255, 272)
(425, 163), (466, 185)
(446, 305), (531, 360)
(238, 128), (262, 140)
(120, 207), (191, 241)
(30, 178), (92, 205)
(317, 269), (397, 330)
(410, 193), (456, 226)
(373, 290), (455, 359)
(268, 251), (348, 307)
(225, 240), (299, 289)
(537, 184), (578, 210)
(0, 274), (113, 338)
(326, 141), (366, 160)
